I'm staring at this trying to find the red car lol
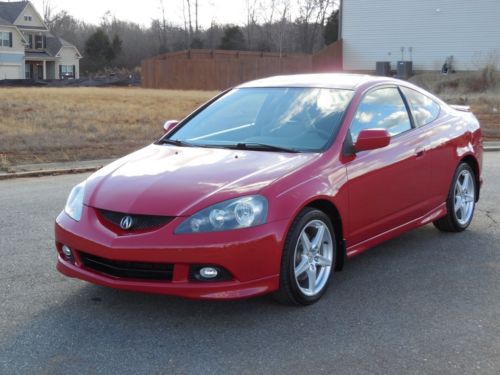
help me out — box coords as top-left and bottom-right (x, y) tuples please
(55, 74), (483, 305)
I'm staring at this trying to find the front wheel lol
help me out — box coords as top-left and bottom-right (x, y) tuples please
(433, 163), (476, 232)
(274, 208), (336, 305)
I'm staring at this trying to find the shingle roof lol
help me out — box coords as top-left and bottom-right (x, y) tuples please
(0, 14), (12, 26)
(25, 51), (56, 60)
(0, 1), (27, 24)
(45, 34), (80, 57)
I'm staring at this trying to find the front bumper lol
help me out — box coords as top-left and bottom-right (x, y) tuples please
(55, 206), (288, 300)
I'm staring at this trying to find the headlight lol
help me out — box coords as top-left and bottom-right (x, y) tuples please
(175, 195), (268, 234)
(64, 181), (86, 221)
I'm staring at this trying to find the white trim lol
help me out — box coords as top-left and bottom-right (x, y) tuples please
(0, 24), (28, 44)
(0, 50), (24, 55)
(13, 1), (49, 31)
(55, 45), (83, 59)
(0, 62), (22, 66)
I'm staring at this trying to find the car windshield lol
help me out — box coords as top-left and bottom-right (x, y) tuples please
(164, 87), (354, 152)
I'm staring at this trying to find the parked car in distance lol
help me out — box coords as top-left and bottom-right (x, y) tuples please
(55, 73), (483, 305)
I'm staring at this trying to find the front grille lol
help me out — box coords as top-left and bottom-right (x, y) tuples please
(99, 209), (173, 231)
(80, 252), (173, 281)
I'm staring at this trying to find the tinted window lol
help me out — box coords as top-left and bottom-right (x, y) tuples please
(350, 87), (412, 142)
(401, 87), (441, 127)
(170, 87), (354, 152)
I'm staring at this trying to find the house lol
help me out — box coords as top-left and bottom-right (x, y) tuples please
(0, 0), (81, 80)
(341, 0), (500, 71)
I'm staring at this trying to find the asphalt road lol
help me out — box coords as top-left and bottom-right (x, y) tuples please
(1, 154), (499, 375)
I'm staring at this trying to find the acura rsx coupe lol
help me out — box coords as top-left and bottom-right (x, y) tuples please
(55, 74), (483, 305)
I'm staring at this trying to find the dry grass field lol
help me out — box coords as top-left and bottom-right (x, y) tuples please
(0, 80), (499, 170)
(410, 70), (500, 140)
(0, 87), (216, 170)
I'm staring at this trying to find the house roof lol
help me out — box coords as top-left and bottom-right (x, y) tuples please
(0, 14), (12, 26)
(0, 1), (27, 24)
(25, 50), (56, 61)
(46, 34), (81, 58)
(0, 1), (81, 58)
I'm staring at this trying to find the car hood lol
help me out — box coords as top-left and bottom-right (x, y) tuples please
(85, 144), (317, 216)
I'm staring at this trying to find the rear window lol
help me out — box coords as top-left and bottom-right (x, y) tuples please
(401, 87), (441, 127)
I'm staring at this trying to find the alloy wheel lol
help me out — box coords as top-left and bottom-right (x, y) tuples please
(453, 169), (475, 226)
(293, 220), (333, 297)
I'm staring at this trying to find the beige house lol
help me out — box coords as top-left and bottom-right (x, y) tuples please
(0, 1), (81, 80)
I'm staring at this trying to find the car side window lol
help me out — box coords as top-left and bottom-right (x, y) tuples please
(350, 87), (412, 142)
(401, 87), (441, 127)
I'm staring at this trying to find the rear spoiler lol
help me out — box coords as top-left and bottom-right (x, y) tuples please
(449, 104), (471, 112)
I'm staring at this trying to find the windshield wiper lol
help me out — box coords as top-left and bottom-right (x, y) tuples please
(158, 138), (196, 147)
(232, 142), (299, 153)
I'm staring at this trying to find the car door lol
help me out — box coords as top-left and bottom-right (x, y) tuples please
(344, 86), (431, 246)
(399, 86), (446, 209)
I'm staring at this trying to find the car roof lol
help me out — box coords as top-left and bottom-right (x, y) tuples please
(237, 73), (399, 90)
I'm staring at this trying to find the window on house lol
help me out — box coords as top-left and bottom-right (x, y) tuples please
(60, 65), (75, 78)
(35, 35), (43, 49)
(0, 32), (11, 47)
(28, 34), (33, 49)
(24, 15), (32, 21)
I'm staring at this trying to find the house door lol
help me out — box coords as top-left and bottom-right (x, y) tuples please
(25, 63), (33, 79)
(36, 63), (43, 80)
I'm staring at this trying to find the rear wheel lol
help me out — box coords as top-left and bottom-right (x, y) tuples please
(433, 163), (476, 232)
(274, 208), (336, 305)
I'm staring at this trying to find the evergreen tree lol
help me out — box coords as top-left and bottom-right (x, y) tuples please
(84, 29), (121, 72)
(219, 26), (246, 50)
(323, 10), (340, 45)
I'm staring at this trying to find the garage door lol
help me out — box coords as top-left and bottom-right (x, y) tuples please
(0, 65), (22, 79)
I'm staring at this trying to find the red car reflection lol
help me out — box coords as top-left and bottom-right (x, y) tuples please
(55, 74), (483, 305)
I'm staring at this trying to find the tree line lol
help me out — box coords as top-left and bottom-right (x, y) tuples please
(42, 0), (340, 74)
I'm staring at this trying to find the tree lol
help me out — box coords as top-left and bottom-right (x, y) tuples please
(157, 0), (169, 53)
(296, 0), (334, 53)
(111, 34), (123, 59)
(84, 29), (119, 72)
(323, 9), (339, 45)
(219, 25), (246, 50)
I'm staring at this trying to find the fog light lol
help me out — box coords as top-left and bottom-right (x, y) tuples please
(62, 245), (73, 258)
(199, 267), (218, 279)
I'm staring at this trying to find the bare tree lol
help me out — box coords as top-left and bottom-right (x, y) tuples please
(186, 0), (193, 46)
(42, 0), (56, 28)
(246, 0), (258, 50)
(158, 0), (169, 53)
(195, 0), (199, 34)
(296, 0), (334, 53)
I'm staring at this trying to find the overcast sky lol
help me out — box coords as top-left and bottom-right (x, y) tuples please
(30, 0), (251, 28)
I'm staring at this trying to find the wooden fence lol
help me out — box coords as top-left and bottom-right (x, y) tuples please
(141, 40), (342, 90)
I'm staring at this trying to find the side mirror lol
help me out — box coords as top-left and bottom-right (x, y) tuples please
(354, 129), (391, 152)
(163, 120), (179, 133)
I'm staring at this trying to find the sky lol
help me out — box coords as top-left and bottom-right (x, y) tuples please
(30, 0), (251, 28)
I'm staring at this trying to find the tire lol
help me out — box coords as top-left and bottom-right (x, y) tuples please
(274, 208), (336, 305)
(433, 162), (476, 232)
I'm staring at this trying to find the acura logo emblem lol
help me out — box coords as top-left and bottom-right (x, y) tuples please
(120, 215), (134, 230)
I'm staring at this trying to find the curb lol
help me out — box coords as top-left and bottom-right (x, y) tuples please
(0, 166), (101, 181)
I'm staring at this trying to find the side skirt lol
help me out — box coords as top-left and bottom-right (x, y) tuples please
(345, 203), (447, 258)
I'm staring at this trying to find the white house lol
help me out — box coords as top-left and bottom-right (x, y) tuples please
(341, 0), (500, 71)
(0, 1), (81, 80)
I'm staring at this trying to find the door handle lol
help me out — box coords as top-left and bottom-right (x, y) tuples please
(415, 147), (426, 157)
